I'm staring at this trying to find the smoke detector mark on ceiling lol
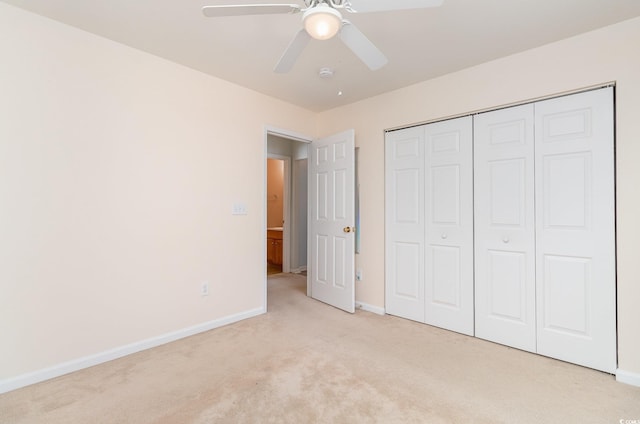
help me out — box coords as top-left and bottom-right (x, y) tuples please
(318, 67), (334, 78)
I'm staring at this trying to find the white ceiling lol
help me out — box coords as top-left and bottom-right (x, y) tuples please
(3, 0), (640, 112)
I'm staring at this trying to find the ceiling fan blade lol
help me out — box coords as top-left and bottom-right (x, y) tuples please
(347, 0), (443, 13)
(202, 4), (301, 18)
(339, 21), (388, 71)
(274, 29), (311, 73)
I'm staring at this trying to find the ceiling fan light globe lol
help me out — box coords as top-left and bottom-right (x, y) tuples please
(303, 5), (342, 40)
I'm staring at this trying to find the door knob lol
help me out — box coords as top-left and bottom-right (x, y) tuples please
(441, 234), (448, 239)
(343, 227), (351, 233)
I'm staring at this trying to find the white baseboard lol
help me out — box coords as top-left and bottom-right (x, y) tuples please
(616, 368), (640, 387)
(0, 307), (265, 395)
(290, 266), (307, 274)
(356, 301), (385, 316)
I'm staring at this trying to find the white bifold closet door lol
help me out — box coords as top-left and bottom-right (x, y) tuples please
(475, 87), (616, 372)
(386, 117), (474, 335)
(424, 117), (474, 335)
(385, 126), (425, 322)
(474, 104), (537, 352)
(534, 88), (616, 373)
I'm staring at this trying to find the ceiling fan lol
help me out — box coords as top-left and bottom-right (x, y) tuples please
(202, 0), (444, 73)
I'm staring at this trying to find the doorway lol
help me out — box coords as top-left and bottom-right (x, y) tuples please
(264, 127), (357, 314)
(266, 132), (310, 280)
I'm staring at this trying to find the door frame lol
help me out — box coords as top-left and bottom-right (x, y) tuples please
(263, 126), (313, 310)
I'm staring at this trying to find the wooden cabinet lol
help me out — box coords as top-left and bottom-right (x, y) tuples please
(267, 230), (283, 266)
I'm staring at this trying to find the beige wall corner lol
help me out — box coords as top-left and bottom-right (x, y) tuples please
(0, 2), (316, 384)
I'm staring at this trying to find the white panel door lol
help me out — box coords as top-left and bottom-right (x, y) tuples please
(309, 130), (355, 313)
(385, 126), (425, 322)
(424, 116), (474, 335)
(534, 88), (616, 372)
(474, 104), (537, 352)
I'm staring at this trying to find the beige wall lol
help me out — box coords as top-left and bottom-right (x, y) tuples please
(0, 3), (315, 382)
(317, 16), (640, 376)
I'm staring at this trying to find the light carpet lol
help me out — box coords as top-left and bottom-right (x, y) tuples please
(1, 273), (639, 423)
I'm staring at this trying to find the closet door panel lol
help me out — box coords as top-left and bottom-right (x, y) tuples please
(385, 127), (425, 322)
(430, 246), (461, 306)
(474, 104), (536, 352)
(425, 116), (474, 335)
(487, 250), (527, 322)
(535, 87), (616, 373)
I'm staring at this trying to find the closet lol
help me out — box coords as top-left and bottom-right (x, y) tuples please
(385, 116), (474, 335)
(385, 87), (616, 373)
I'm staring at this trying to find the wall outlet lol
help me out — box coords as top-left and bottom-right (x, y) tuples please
(356, 269), (362, 281)
(201, 281), (209, 297)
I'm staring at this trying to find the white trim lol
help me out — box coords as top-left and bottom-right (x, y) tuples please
(356, 301), (386, 316)
(616, 368), (640, 387)
(290, 266), (307, 274)
(265, 126), (313, 144)
(384, 82), (616, 133)
(0, 307), (264, 394)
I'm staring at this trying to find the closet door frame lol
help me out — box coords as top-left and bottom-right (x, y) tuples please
(384, 85), (616, 373)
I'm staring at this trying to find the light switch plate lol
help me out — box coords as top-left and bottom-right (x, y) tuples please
(232, 202), (248, 215)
